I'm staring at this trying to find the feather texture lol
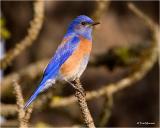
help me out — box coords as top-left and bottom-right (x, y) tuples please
(24, 35), (80, 109)
(60, 36), (92, 80)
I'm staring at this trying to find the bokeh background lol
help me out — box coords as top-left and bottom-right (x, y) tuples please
(1, 1), (159, 127)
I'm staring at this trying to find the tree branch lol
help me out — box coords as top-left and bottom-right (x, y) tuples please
(98, 94), (113, 126)
(13, 81), (33, 128)
(73, 78), (95, 128)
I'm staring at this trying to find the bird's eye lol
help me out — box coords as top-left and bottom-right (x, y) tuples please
(81, 22), (86, 25)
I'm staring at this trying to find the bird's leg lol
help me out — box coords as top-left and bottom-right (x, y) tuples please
(65, 79), (85, 96)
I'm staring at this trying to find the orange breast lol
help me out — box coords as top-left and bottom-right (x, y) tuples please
(60, 36), (92, 79)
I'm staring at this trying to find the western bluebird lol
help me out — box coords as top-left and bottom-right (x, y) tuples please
(24, 15), (100, 109)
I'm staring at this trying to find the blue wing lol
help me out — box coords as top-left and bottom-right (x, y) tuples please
(24, 35), (80, 109)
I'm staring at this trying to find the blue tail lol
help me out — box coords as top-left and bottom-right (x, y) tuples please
(24, 73), (56, 109)
(24, 84), (44, 109)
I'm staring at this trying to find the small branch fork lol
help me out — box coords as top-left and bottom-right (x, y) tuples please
(73, 78), (95, 128)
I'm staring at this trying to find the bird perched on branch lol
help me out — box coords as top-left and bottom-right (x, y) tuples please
(24, 15), (100, 109)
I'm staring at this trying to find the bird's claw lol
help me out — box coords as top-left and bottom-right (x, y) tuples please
(75, 87), (86, 97)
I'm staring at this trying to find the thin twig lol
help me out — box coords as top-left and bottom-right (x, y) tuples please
(13, 81), (26, 128)
(74, 78), (95, 128)
(24, 106), (33, 125)
(98, 95), (113, 126)
(0, 0), (44, 69)
(12, 81), (33, 128)
(128, 3), (156, 31)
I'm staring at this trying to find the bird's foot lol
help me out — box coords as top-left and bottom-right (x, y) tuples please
(75, 87), (86, 97)
(65, 79), (86, 97)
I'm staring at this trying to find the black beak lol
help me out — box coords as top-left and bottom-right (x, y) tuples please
(92, 22), (100, 26)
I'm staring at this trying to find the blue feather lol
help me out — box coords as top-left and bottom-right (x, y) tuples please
(24, 35), (80, 109)
(44, 34), (80, 76)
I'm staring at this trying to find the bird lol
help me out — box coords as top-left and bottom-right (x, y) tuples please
(24, 15), (100, 109)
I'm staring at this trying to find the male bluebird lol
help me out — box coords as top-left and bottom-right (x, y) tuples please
(24, 15), (100, 109)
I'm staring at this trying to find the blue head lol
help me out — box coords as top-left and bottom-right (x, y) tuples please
(66, 15), (100, 40)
